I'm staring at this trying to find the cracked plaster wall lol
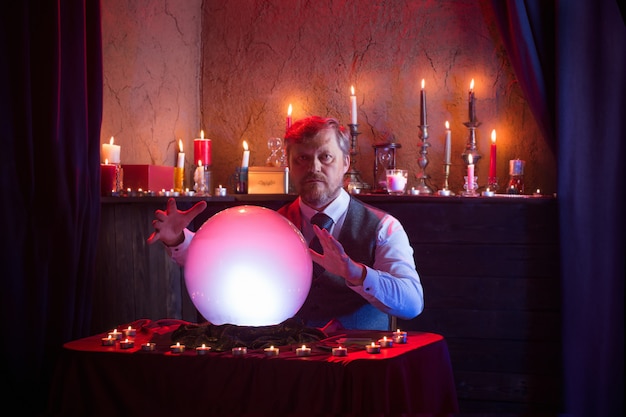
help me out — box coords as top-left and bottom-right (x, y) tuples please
(102, 0), (556, 194)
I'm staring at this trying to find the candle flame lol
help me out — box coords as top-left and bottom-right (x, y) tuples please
(200, 130), (204, 140)
(396, 329), (401, 332)
(178, 139), (184, 152)
(350, 85), (355, 96)
(421, 79), (425, 89)
(470, 79), (475, 91)
(202, 344), (206, 348)
(105, 158), (109, 165)
(198, 160), (203, 166)
(301, 345), (306, 349)
(109, 136), (115, 145)
(270, 345), (274, 349)
(128, 326), (132, 330)
(287, 104), (292, 116)
(491, 129), (496, 143)
(371, 342), (375, 347)
(445, 120), (450, 130)
(243, 140), (249, 151)
(176, 342), (180, 346)
(468, 154), (473, 164)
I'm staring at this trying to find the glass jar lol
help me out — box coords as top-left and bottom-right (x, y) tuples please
(506, 159), (525, 194)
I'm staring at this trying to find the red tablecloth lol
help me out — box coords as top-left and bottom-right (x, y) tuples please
(48, 319), (458, 416)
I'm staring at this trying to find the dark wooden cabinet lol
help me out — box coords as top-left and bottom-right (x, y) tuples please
(94, 194), (560, 414)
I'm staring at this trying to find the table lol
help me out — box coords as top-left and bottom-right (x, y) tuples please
(49, 319), (459, 416)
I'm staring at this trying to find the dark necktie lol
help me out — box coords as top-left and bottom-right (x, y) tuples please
(309, 212), (334, 278)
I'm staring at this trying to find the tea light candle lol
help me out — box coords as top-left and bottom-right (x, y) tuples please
(232, 347), (247, 356)
(120, 338), (134, 349)
(196, 344), (211, 355)
(141, 342), (156, 351)
(101, 335), (115, 346)
(533, 189), (542, 197)
(123, 326), (136, 338)
(215, 185), (227, 196)
(296, 344), (311, 357)
(264, 345), (280, 357)
(482, 189), (495, 197)
(378, 336), (393, 348)
(170, 342), (185, 353)
(365, 342), (381, 354)
(108, 329), (122, 340)
(332, 346), (347, 357)
(392, 329), (408, 344)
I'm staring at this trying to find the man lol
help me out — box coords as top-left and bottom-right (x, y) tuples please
(148, 116), (423, 330)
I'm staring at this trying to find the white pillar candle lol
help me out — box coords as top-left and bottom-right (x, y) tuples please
(102, 136), (121, 164)
(177, 139), (185, 168)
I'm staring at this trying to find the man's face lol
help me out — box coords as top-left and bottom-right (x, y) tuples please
(288, 129), (350, 210)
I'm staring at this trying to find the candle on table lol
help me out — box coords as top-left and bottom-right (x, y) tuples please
(286, 103), (293, 132)
(386, 169), (407, 194)
(100, 159), (117, 195)
(176, 139), (185, 168)
(332, 346), (347, 357)
(123, 326), (136, 338)
(196, 344), (211, 355)
(241, 141), (250, 168)
(392, 329), (407, 344)
(467, 154), (475, 192)
(141, 342), (156, 351)
(420, 79), (427, 126)
(101, 335), (115, 346)
(296, 344), (311, 357)
(120, 338), (134, 349)
(108, 329), (122, 340)
(170, 342), (185, 353)
(174, 139), (185, 192)
(232, 347), (247, 356)
(101, 136), (121, 164)
(350, 85), (357, 125)
(215, 185), (227, 196)
(264, 345), (280, 357)
(469, 79), (476, 123)
(365, 342), (381, 354)
(444, 121), (451, 165)
(489, 129), (497, 180)
(378, 336), (393, 348)
(193, 130), (211, 167)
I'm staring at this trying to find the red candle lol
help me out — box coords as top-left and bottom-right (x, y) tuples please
(100, 161), (116, 195)
(193, 130), (212, 167)
(489, 129), (497, 180)
(420, 79), (426, 126)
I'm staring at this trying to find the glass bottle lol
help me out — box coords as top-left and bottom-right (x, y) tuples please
(506, 159), (525, 194)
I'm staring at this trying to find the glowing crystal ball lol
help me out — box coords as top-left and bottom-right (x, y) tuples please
(185, 205), (312, 326)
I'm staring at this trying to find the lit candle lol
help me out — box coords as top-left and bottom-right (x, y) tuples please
(241, 140), (250, 168)
(467, 154), (475, 192)
(100, 159), (117, 195)
(141, 342), (156, 351)
(194, 160), (205, 189)
(350, 85), (357, 125)
(296, 344), (311, 357)
(386, 169), (407, 194)
(176, 139), (185, 168)
(101, 136), (121, 164)
(286, 103), (293, 132)
(264, 345), (280, 357)
(170, 342), (185, 353)
(365, 342), (381, 354)
(232, 346), (247, 356)
(489, 129), (497, 180)
(378, 336), (393, 348)
(214, 185), (227, 197)
(469, 79), (476, 123)
(120, 338), (134, 349)
(332, 346), (347, 357)
(108, 329), (122, 340)
(392, 329), (407, 344)
(420, 79), (427, 126)
(444, 121), (451, 165)
(193, 130), (211, 167)
(101, 335), (115, 346)
(123, 326), (136, 338)
(196, 344), (211, 355)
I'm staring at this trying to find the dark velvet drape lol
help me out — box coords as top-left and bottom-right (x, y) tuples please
(491, 1), (624, 416)
(0, 0), (102, 414)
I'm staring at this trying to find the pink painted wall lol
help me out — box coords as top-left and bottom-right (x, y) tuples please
(102, 0), (556, 195)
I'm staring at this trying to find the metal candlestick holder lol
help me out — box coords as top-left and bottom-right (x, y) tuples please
(438, 163), (454, 196)
(416, 123), (434, 194)
(461, 120), (482, 194)
(344, 124), (370, 193)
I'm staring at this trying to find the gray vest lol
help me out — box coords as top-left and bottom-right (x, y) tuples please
(279, 197), (391, 330)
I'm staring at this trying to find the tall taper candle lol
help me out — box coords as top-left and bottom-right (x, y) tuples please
(420, 79), (427, 126)
(467, 154), (475, 191)
(444, 121), (451, 165)
(241, 140), (250, 168)
(489, 129), (497, 180)
(469, 79), (476, 123)
(350, 85), (357, 125)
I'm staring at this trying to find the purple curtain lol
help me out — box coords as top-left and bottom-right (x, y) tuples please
(490, 1), (624, 416)
(0, 0), (102, 413)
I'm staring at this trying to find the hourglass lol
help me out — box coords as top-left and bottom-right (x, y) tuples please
(266, 137), (285, 167)
(373, 142), (401, 193)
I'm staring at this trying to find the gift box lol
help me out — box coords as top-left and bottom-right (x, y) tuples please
(122, 164), (174, 191)
(248, 167), (289, 194)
